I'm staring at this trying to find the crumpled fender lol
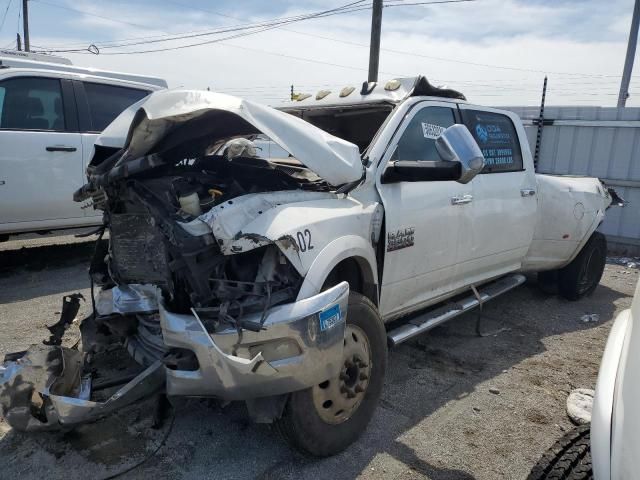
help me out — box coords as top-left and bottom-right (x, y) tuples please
(178, 191), (380, 279)
(523, 175), (613, 271)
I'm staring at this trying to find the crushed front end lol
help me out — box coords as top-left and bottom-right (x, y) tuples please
(0, 91), (354, 431)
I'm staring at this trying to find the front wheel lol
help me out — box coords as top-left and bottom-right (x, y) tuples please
(275, 292), (387, 457)
(558, 232), (607, 301)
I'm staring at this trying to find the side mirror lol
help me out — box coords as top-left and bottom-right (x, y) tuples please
(435, 124), (485, 184)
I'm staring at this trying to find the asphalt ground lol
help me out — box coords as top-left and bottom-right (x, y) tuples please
(0, 231), (638, 480)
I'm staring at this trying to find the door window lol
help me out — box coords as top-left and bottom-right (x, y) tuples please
(394, 106), (455, 161)
(0, 77), (65, 131)
(461, 109), (523, 173)
(84, 82), (149, 131)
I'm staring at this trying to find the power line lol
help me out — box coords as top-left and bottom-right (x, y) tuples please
(96, 7), (372, 55)
(33, 0), (476, 55)
(135, 0), (625, 79)
(27, 0), (635, 82)
(30, 0), (162, 30)
(218, 41), (408, 77)
(384, 0), (476, 6)
(0, 0), (12, 33)
(29, 4), (361, 49)
(33, 1), (370, 53)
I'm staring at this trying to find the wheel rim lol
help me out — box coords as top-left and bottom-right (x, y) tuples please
(577, 246), (602, 294)
(311, 324), (372, 425)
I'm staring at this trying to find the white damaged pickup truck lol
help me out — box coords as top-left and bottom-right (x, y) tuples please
(0, 77), (623, 456)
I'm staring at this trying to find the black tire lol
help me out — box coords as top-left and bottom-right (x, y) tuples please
(537, 270), (559, 295)
(528, 425), (592, 480)
(275, 292), (387, 457)
(558, 232), (607, 301)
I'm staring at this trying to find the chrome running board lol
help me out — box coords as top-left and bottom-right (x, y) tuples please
(387, 274), (526, 347)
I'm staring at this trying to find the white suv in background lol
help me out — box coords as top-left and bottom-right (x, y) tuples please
(0, 50), (167, 241)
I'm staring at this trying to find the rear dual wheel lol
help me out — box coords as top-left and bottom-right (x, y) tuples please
(538, 232), (607, 301)
(275, 292), (387, 457)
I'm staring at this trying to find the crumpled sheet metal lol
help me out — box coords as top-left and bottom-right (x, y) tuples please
(45, 360), (164, 426)
(97, 89), (364, 186)
(0, 345), (82, 431)
(0, 345), (164, 431)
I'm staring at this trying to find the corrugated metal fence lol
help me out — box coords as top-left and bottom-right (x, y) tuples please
(502, 106), (640, 255)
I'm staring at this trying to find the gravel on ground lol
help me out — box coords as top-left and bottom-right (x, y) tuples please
(0, 232), (638, 480)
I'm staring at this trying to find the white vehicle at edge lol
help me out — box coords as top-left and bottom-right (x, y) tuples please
(592, 278), (640, 479)
(0, 50), (166, 241)
(0, 76), (621, 456)
(528, 278), (639, 480)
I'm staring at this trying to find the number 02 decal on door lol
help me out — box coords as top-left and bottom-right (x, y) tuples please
(296, 229), (314, 252)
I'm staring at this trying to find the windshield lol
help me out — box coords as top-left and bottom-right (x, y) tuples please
(282, 105), (394, 153)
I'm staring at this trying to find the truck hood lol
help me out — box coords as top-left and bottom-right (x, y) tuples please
(95, 89), (364, 186)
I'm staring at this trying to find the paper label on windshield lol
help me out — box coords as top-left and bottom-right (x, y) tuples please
(422, 122), (445, 139)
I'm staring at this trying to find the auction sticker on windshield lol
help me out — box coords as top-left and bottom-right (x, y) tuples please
(422, 122), (446, 139)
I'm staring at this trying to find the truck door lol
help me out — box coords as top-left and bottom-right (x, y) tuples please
(376, 102), (471, 320)
(0, 76), (83, 226)
(456, 106), (537, 284)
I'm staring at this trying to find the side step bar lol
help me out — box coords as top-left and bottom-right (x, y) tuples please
(387, 274), (526, 347)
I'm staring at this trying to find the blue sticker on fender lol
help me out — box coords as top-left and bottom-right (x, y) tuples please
(319, 304), (341, 332)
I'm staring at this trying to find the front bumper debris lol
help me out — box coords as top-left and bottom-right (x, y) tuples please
(0, 282), (349, 430)
(161, 281), (349, 400)
(0, 345), (164, 431)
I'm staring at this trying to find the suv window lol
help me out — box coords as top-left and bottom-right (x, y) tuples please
(84, 82), (149, 131)
(461, 109), (523, 173)
(394, 106), (455, 161)
(0, 77), (65, 131)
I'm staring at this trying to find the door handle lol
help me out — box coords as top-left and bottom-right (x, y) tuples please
(451, 194), (473, 205)
(521, 189), (536, 197)
(46, 146), (77, 152)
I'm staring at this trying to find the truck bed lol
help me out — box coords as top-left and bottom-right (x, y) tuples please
(522, 174), (611, 271)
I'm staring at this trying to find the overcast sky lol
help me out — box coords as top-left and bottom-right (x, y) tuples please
(0, 0), (638, 106)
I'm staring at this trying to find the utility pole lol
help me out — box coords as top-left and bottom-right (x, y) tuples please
(367, 0), (383, 82)
(618, 0), (640, 107)
(22, 0), (30, 52)
(16, 33), (22, 51)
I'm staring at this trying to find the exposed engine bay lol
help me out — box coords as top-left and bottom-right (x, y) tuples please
(90, 144), (328, 319)
(84, 134), (347, 374)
